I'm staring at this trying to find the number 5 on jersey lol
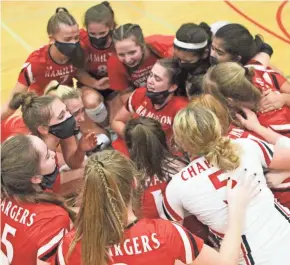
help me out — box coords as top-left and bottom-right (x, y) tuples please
(1, 223), (16, 264)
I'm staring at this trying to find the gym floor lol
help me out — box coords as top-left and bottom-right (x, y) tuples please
(2, 0), (290, 104)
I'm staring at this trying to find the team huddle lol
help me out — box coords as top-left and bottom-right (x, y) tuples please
(1, 2), (290, 265)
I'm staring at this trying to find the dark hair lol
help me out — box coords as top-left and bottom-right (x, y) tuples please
(9, 92), (55, 137)
(215, 23), (264, 65)
(112, 23), (145, 49)
(124, 117), (180, 188)
(1, 135), (75, 221)
(156, 58), (182, 85)
(84, 1), (116, 29)
(175, 22), (212, 57)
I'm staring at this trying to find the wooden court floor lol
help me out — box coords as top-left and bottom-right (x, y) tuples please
(1, 0), (290, 104)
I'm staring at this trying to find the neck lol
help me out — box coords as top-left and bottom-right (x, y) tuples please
(143, 45), (151, 61)
(50, 44), (70, 64)
(126, 201), (137, 225)
(41, 134), (60, 152)
(153, 93), (174, 110)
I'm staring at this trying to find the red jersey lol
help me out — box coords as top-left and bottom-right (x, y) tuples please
(127, 87), (188, 140)
(107, 35), (173, 91)
(17, 45), (77, 95)
(79, 29), (114, 79)
(141, 176), (168, 219)
(56, 218), (203, 265)
(245, 60), (290, 137)
(1, 198), (70, 265)
(1, 115), (29, 143)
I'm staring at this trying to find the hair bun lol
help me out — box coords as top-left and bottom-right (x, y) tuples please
(101, 1), (110, 7)
(23, 93), (36, 109)
(55, 7), (69, 14)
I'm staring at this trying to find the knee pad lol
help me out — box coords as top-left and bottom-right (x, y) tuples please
(85, 102), (108, 123)
(96, 133), (111, 150)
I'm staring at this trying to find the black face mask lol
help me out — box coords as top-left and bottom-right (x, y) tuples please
(146, 89), (171, 105)
(49, 116), (76, 139)
(209, 56), (219, 66)
(54, 41), (81, 58)
(41, 166), (59, 190)
(89, 31), (111, 49)
(179, 60), (204, 72)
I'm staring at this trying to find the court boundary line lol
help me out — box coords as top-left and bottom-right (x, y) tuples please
(1, 22), (33, 52)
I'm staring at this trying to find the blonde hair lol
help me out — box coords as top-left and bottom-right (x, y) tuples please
(67, 150), (139, 265)
(173, 106), (240, 171)
(189, 94), (230, 135)
(203, 62), (261, 125)
(44, 80), (81, 102)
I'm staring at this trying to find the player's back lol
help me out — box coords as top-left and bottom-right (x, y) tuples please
(166, 138), (290, 264)
(1, 198), (70, 265)
(57, 218), (203, 265)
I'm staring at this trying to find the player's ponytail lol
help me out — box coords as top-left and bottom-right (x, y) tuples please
(173, 106), (240, 171)
(67, 150), (138, 265)
(125, 117), (177, 184)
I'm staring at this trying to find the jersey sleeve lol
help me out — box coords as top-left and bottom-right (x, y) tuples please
(36, 211), (70, 262)
(126, 88), (145, 113)
(55, 232), (80, 265)
(162, 180), (185, 222)
(250, 139), (274, 168)
(17, 52), (43, 86)
(107, 55), (130, 91)
(166, 222), (204, 264)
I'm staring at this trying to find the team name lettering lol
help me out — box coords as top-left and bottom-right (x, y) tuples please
(109, 233), (161, 256)
(135, 106), (172, 125)
(228, 128), (244, 139)
(1, 199), (36, 227)
(88, 52), (112, 63)
(144, 175), (165, 188)
(181, 159), (212, 181)
(45, 65), (74, 78)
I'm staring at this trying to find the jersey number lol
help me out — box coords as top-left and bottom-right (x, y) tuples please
(59, 74), (69, 84)
(1, 223), (16, 264)
(209, 170), (237, 190)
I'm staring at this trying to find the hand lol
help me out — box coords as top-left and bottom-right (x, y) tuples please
(78, 131), (97, 152)
(266, 170), (290, 188)
(96, 77), (110, 90)
(227, 170), (261, 217)
(236, 107), (261, 131)
(259, 90), (284, 113)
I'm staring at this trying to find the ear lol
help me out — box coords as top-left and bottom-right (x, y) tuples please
(38, 125), (49, 136)
(132, 177), (138, 189)
(202, 48), (209, 59)
(31, 175), (42, 184)
(227, 97), (234, 106)
(48, 35), (55, 44)
(235, 55), (242, 62)
(168, 84), (178, 93)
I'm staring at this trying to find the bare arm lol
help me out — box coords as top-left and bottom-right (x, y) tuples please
(75, 69), (109, 90)
(111, 105), (132, 139)
(1, 82), (28, 120)
(253, 52), (270, 67)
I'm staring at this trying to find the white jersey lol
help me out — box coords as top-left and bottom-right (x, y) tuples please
(163, 138), (290, 265)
